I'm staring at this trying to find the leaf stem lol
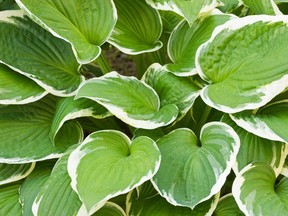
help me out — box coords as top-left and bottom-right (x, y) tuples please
(195, 105), (212, 137)
(95, 53), (112, 74)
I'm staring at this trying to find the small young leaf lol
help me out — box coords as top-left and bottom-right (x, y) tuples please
(76, 72), (178, 129)
(16, 0), (117, 64)
(152, 123), (240, 208)
(68, 130), (161, 215)
(109, 0), (163, 54)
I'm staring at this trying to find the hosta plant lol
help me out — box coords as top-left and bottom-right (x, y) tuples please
(1, 0), (288, 215)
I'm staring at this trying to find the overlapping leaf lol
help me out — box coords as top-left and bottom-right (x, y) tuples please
(217, 0), (242, 13)
(213, 193), (244, 216)
(93, 202), (125, 216)
(0, 95), (83, 163)
(33, 147), (86, 216)
(146, 0), (219, 25)
(68, 130), (161, 214)
(242, 0), (282, 15)
(231, 100), (288, 143)
(76, 72), (178, 129)
(232, 162), (288, 215)
(109, 0), (163, 54)
(222, 115), (288, 175)
(16, 0), (117, 64)
(0, 13), (83, 96)
(165, 13), (233, 76)
(0, 182), (22, 216)
(152, 123), (240, 208)
(0, 64), (47, 104)
(196, 16), (288, 113)
(142, 63), (200, 120)
(0, 163), (35, 185)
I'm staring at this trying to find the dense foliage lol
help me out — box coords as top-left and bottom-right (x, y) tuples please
(1, 0), (288, 215)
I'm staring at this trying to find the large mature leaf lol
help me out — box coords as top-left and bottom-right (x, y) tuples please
(16, 0), (116, 64)
(0, 95), (83, 163)
(0, 182), (22, 216)
(146, 0), (219, 26)
(232, 162), (288, 215)
(231, 100), (288, 143)
(142, 63), (200, 120)
(33, 147), (86, 216)
(19, 161), (54, 216)
(196, 15), (288, 113)
(152, 123), (240, 208)
(242, 0), (282, 15)
(68, 130), (161, 214)
(213, 193), (244, 216)
(76, 72), (178, 129)
(109, 0), (163, 54)
(0, 163), (35, 185)
(0, 13), (83, 96)
(93, 202), (125, 216)
(50, 97), (110, 143)
(0, 64), (47, 104)
(127, 181), (220, 216)
(165, 13), (233, 76)
(222, 115), (288, 175)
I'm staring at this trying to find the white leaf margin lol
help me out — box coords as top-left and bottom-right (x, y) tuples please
(15, 0), (118, 64)
(67, 130), (161, 215)
(195, 15), (288, 113)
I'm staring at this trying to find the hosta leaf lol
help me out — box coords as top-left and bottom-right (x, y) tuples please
(0, 14), (83, 96)
(217, 0), (242, 13)
(0, 182), (22, 216)
(196, 16), (288, 113)
(0, 163), (35, 185)
(109, 0), (163, 54)
(282, 157), (288, 177)
(146, 0), (219, 26)
(213, 193), (244, 216)
(242, 0), (282, 15)
(16, 0), (117, 64)
(33, 147), (86, 216)
(232, 162), (288, 216)
(19, 161), (54, 216)
(166, 13), (233, 76)
(231, 101), (288, 143)
(0, 95), (83, 163)
(50, 97), (110, 143)
(0, 64), (47, 104)
(127, 181), (220, 216)
(152, 123), (240, 208)
(68, 130), (161, 214)
(76, 72), (178, 129)
(93, 202), (125, 216)
(160, 10), (182, 33)
(142, 63), (200, 120)
(222, 115), (288, 175)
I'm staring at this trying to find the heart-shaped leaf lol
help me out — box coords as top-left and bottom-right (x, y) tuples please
(231, 101), (288, 143)
(232, 162), (288, 215)
(76, 72), (178, 129)
(242, 0), (282, 15)
(0, 163), (35, 185)
(0, 64), (47, 105)
(222, 115), (288, 175)
(68, 130), (161, 214)
(142, 63), (200, 120)
(16, 0), (117, 64)
(196, 15), (288, 113)
(0, 13), (84, 96)
(109, 0), (163, 54)
(0, 182), (22, 216)
(33, 147), (86, 216)
(152, 122), (240, 208)
(0, 95), (83, 163)
(127, 181), (220, 216)
(19, 161), (54, 216)
(165, 13), (233, 76)
(50, 97), (110, 144)
(213, 193), (244, 216)
(146, 0), (219, 26)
